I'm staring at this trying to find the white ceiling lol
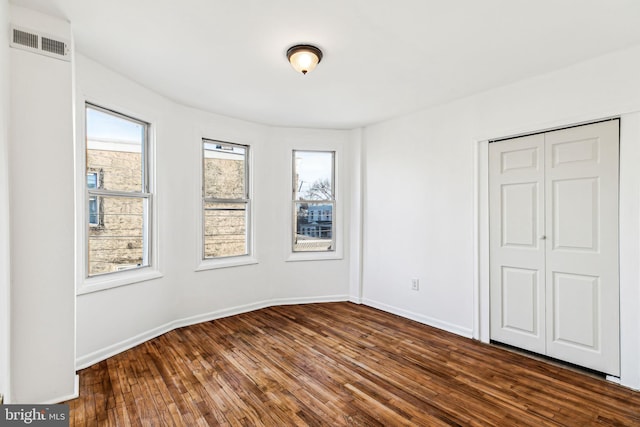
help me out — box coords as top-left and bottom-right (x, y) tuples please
(10, 0), (640, 129)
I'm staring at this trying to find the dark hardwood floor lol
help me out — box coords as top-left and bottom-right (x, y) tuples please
(67, 302), (640, 426)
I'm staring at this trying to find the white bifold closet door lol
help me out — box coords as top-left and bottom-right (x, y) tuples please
(489, 120), (620, 376)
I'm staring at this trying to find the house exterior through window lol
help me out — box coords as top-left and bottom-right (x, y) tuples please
(85, 103), (152, 277)
(292, 150), (335, 252)
(202, 139), (250, 259)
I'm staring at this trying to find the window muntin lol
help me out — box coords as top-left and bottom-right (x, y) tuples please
(292, 150), (335, 252)
(202, 140), (250, 259)
(85, 104), (151, 277)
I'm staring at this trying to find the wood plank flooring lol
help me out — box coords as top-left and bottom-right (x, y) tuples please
(66, 302), (640, 426)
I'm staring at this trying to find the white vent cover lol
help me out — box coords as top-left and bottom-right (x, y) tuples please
(10, 25), (70, 61)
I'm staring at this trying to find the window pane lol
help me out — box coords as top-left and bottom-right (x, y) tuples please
(88, 196), (146, 276)
(87, 173), (98, 189)
(204, 201), (247, 258)
(294, 202), (334, 252)
(86, 106), (145, 193)
(89, 196), (99, 225)
(203, 142), (246, 200)
(294, 151), (333, 201)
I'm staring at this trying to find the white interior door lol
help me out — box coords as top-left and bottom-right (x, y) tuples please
(489, 120), (620, 376)
(544, 121), (619, 376)
(490, 134), (545, 354)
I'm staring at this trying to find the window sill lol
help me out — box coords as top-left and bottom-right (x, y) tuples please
(286, 251), (343, 262)
(196, 255), (258, 272)
(77, 268), (163, 295)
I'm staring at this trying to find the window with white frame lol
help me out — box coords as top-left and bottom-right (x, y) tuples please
(85, 103), (151, 277)
(202, 139), (250, 259)
(292, 150), (335, 252)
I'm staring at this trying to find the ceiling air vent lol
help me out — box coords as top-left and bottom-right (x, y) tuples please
(9, 25), (71, 61)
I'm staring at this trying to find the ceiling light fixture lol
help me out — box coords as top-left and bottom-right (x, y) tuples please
(287, 44), (323, 75)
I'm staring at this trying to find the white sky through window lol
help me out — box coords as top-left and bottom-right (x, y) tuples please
(295, 151), (332, 198)
(86, 107), (144, 143)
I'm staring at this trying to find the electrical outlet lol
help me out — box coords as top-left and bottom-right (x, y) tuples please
(411, 278), (419, 291)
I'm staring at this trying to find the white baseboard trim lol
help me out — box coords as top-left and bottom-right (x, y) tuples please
(76, 295), (349, 370)
(171, 294), (350, 330)
(348, 296), (362, 304)
(76, 321), (175, 370)
(41, 374), (79, 404)
(605, 375), (640, 392)
(606, 375), (622, 385)
(361, 298), (474, 339)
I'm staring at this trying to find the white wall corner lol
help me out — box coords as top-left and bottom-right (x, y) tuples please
(348, 128), (364, 302)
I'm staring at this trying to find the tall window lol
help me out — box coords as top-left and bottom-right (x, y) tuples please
(85, 104), (151, 276)
(202, 139), (250, 259)
(292, 150), (335, 252)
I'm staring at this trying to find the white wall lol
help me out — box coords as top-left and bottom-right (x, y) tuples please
(362, 44), (640, 389)
(362, 100), (477, 337)
(9, 6), (76, 403)
(74, 54), (353, 368)
(0, 0), (11, 403)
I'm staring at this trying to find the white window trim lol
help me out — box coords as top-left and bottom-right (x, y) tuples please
(195, 255), (258, 271)
(78, 268), (163, 295)
(75, 97), (161, 295)
(286, 148), (343, 262)
(196, 136), (257, 271)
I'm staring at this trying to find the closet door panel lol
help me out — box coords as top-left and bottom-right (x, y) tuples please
(490, 134), (546, 354)
(544, 120), (619, 376)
